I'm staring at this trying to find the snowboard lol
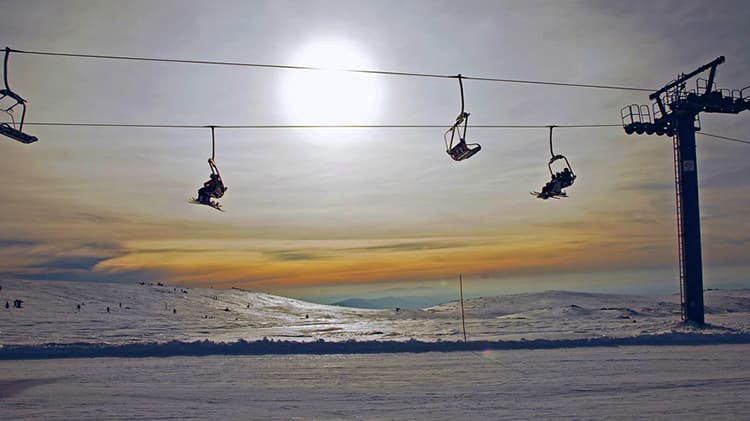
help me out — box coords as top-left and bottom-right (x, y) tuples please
(530, 191), (566, 200)
(189, 198), (224, 212)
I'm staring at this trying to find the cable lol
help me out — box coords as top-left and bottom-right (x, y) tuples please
(461, 76), (652, 92)
(8, 47), (654, 93)
(14, 121), (749, 147)
(698, 132), (750, 146)
(12, 121), (623, 130)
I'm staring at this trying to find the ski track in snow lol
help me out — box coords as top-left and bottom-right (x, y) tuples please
(1, 279), (749, 358)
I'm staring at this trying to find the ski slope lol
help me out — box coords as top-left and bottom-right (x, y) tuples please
(2, 279), (749, 419)
(2, 346), (748, 420)
(1, 279), (749, 353)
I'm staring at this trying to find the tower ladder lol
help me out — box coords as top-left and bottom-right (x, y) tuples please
(672, 135), (686, 320)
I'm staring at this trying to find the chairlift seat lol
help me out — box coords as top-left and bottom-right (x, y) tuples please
(447, 140), (481, 161)
(0, 123), (37, 144)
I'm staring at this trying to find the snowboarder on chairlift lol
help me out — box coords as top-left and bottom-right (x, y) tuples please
(197, 172), (227, 205)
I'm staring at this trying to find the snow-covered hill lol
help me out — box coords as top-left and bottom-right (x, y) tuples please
(1, 279), (749, 354)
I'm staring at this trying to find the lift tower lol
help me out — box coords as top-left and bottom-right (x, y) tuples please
(621, 57), (749, 324)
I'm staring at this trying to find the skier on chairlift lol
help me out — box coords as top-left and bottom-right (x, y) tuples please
(197, 159), (227, 205)
(191, 126), (228, 211)
(533, 127), (576, 200)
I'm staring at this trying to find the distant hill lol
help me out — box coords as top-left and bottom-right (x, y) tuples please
(2, 279), (749, 351)
(333, 296), (449, 309)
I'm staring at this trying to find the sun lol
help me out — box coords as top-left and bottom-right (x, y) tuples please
(279, 39), (383, 125)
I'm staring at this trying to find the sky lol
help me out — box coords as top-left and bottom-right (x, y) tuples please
(0, 0), (748, 304)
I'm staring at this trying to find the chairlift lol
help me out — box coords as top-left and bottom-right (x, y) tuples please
(444, 74), (480, 161)
(0, 47), (37, 144)
(532, 126), (576, 200)
(190, 126), (228, 211)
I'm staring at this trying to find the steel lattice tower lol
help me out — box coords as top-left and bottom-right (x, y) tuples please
(621, 57), (749, 324)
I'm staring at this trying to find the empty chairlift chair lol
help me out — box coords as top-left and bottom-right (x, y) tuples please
(0, 47), (37, 144)
(444, 74), (480, 161)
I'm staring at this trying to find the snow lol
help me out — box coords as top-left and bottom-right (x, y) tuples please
(1, 279), (749, 351)
(2, 346), (748, 419)
(1, 279), (749, 418)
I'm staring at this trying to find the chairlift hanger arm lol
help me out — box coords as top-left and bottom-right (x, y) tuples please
(208, 125), (216, 161)
(205, 125), (222, 177)
(548, 125), (556, 158)
(1, 47), (27, 106)
(3, 47), (11, 92)
(210, 162), (222, 180)
(445, 74), (469, 151)
(458, 74), (465, 115)
(455, 74), (472, 143)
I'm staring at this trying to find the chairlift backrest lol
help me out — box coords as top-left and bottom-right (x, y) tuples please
(548, 155), (576, 188)
(548, 154), (574, 174)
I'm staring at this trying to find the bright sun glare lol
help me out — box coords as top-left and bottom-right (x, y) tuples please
(279, 39), (382, 124)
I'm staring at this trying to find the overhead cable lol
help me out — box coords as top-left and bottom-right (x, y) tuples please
(13, 121), (623, 130)
(698, 132), (750, 146)
(8, 47), (654, 92)
(14, 121), (748, 147)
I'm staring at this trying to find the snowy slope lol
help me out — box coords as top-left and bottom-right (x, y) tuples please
(1, 279), (749, 349)
(4, 345), (749, 420)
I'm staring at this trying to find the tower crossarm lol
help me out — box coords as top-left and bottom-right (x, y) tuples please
(649, 56), (725, 101)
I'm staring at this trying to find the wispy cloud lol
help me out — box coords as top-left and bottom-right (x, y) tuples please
(265, 250), (328, 261)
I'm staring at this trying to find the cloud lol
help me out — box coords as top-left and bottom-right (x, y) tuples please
(0, 238), (140, 283)
(265, 250), (327, 261)
(343, 240), (467, 253)
(29, 256), (105, 271)
(0, 239), (39, 248)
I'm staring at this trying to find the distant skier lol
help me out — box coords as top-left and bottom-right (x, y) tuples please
(107, 306), (110, 313)
(76, 304), (81, 312)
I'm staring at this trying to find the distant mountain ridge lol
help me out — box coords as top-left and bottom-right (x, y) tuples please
(332, 295), (451, 309)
